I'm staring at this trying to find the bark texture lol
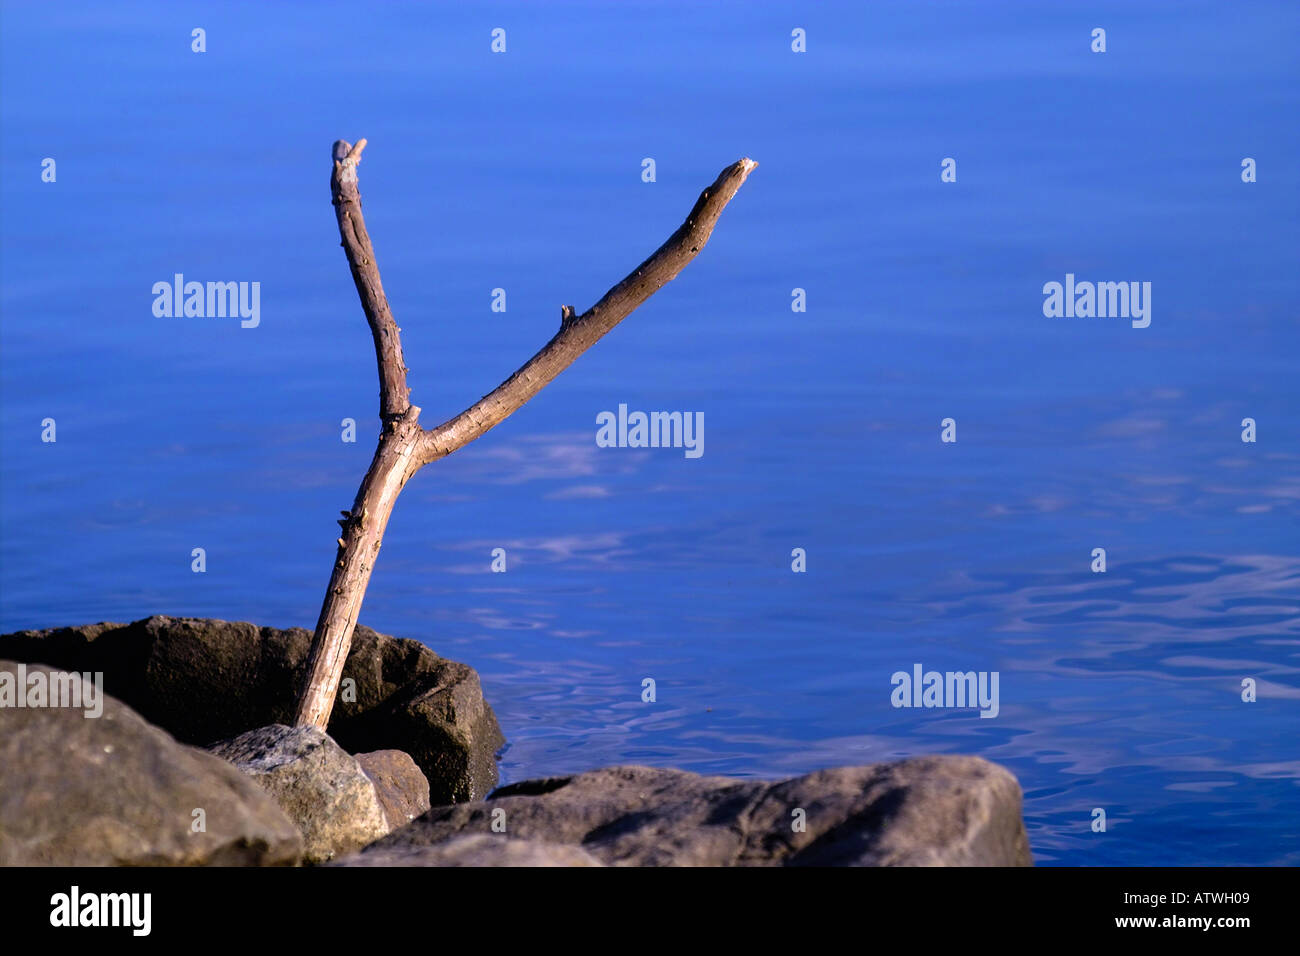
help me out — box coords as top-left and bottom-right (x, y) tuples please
(294, 139), (756, 729)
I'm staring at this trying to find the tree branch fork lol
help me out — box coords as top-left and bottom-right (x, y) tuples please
(293, 138), (755, 729)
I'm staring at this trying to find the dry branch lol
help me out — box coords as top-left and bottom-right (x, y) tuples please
(293, 140), (756, 729)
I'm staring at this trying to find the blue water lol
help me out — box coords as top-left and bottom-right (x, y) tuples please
(2, 1), (1298, 865)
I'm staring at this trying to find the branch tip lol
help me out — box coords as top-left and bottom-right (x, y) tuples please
(332, 138), (368, 168)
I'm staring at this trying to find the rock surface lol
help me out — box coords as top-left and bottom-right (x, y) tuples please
(356, 750), (431, 830)
(334, 834), (605, 867)
(208, 724), (389, 864)
(2, 622), (1038, 868)
(0, 615), (505, 803)
(0, 661), (303, 866)
(362, 757), (1033, 866)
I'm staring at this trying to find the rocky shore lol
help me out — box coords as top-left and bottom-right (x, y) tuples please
(0, 617), (1033, 866)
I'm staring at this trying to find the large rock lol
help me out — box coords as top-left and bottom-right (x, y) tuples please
(208, 725), (388, 864)
(334, 835), (605, 867)
(0, 661), (303, 866)
(0, 616), (504, 803)
(363, 757), (1033, 866)
(356, 750), (431, 830)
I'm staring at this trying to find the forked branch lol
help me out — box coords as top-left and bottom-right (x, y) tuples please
(293, 139), (756, 731)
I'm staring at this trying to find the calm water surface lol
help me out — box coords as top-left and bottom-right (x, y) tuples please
(2, 2), (1298, 865)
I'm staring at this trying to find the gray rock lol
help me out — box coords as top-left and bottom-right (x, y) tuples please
(356, 750), (431, 830)
(208, 724), (388, 864)
(0, 615), (505, 803)
(0, 661), (302, 866)
(333, 834), (605, 867)
(364, 756), (1033, 866)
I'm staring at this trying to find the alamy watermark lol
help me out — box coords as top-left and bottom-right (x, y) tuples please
(1042, 273), (1151, 328)
(152, 274), (260, 328)
(50, 886), (150, 936)
(890, 663), (999, 718)
(596, 403), (703, 458)
(0, 663), (104, 718)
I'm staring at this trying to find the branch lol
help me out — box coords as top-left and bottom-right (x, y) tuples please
(294, 142), (755, 731)
(415, 157), (758, 464)
(331, 138), (412, 422)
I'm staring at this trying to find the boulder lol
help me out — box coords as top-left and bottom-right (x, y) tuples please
(356, 750), (431, 830)
(0, 661), (302, 866)
(0, 616), (505, 803)
(363, 757), (1033, 866)
(207, 725), (388, 864)
(333, 834), (604, 867)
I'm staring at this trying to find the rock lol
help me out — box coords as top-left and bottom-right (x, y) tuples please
(207, 724), (389, 864)
(356, 750), (431, 830)
(332, 834), (605, 867)
(363, 756), (1033, 866)
(0, 661), (302, 866)
(0, 615), (505, 803)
